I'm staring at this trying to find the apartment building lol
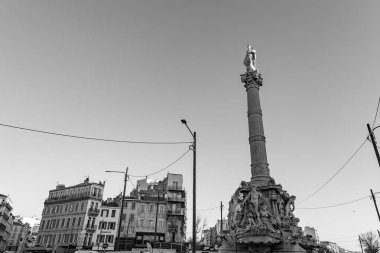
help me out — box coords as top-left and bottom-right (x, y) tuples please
(36, 178), (104, 249)
(0, 194), (13, 253)
(91, 198), (119, 251)
(119, 173), (186, 248)
(6, 218), (30, 253)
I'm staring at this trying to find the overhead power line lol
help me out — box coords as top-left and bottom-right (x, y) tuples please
(0, 123), (191, 145)
(188, 206), (220, 212)
(372, 97), (380, 128)
(298, 195), (370, 210)
(297, 138), (368, 205)
(129, 149), (191, 178)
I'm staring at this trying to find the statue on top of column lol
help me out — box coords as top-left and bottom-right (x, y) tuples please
(243, 44), (257, 72)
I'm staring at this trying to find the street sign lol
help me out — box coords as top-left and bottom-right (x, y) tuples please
(102, 243), (108, 249)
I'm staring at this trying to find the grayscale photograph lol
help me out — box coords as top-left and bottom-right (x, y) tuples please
(1, 2), (380, 253)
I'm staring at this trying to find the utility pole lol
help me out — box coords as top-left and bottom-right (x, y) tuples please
(180, 119), (196, 253)
(367, 123), (380, 167)
(358, 235), (364, 253)
(370, 189), (380, 223)
(154, 182), (161, 246)
(105, 167), (129, 251)
(220, 201), (223, 235)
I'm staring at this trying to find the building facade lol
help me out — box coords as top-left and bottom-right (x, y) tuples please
(36, 178), (104, 249)
(304, 226), (319, 243)
(6, 218), (30, 253)
(0, 194), (13, 253)
(119, 173), (186, 248)
(215, 218), (229, 235)
(91, 198), (120, 251)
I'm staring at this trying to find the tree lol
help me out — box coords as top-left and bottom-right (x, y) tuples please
(187, 215), (208, 250)
(360, 232), (380, 253)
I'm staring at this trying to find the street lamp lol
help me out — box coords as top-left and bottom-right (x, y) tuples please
(181, 119), (196, 253)
(367, 124), (380, 167)
(105, 167), (129, 251)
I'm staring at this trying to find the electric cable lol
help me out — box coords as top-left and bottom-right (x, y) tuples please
(297, 138), (368, 205)
(298, 191), (380, 210)
(0, 123), (191, 145)
(372, 97), (380, 128)
(298, 195), (370, 209)
(188, 206), (220, 212)
(128, 149), (191, 178)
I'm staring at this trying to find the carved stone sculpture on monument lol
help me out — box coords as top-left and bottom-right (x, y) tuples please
(243, 44), (257, 72)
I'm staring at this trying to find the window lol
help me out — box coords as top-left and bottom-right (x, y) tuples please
(149, 220), (154, 227)
(61, 218), (65, 228)
(46, 220), (50, 229)
(72, 217), (76, 227)
(138, 218), (144, 227)
(108, 222), (115, 230)
(122, 213), (126, 221)
(132, 202), (135, 210)
(111, 210), (116, 217)
(101, 209), (109, 217)
(140, 204), (145, 213)
(66, 218), (70, 228)
(159, 205), (164, 214)
(64, 204), (68, 212)
(107, 235), (114, 243)
(70, 203), (74, 212)
(158, 219), (163, 228)
(77, 217), (82, 227)
(41, 220), (45, 230)
(75, 203), (79, 211)
(81, 202), (85, 210)
(150, 205), (154, 213)
(129, 214), (135, 221)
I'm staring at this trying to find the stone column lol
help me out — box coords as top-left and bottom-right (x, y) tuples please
(240, 70), (271, 185)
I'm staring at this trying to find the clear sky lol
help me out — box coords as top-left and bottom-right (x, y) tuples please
(1, 1), (380, 251)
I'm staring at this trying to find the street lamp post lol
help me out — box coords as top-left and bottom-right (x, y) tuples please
(367, 123), (380, 167)
(105, 167), (129, 251)
(181, 119), (196, 253)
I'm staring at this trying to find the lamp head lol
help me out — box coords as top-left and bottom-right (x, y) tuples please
(181, 119), (187, 124)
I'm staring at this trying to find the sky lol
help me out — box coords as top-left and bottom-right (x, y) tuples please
(1, 0), (380, 251)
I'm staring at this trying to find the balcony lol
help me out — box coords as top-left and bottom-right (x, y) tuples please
(167, 196), (185, 202)
(44, 192), (100, 204)
(0, 202), (12, 211)
(1, 212), (10, 221)
(167, 209), (184, 216)
(168, 225), (178, 231)
(167, 186), (184, 191)
(87, 208), (100, 216)
(86, 225), (97, 232)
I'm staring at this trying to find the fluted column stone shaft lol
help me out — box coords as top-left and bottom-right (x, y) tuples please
(240, 71), (271, 185)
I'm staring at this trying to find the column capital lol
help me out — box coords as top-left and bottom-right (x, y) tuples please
(240, 70), (263, 89)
